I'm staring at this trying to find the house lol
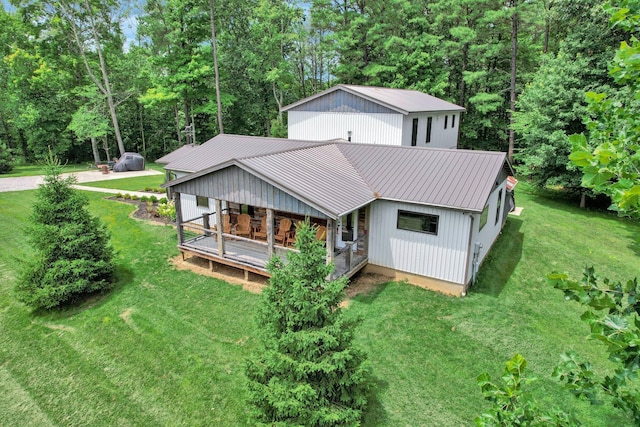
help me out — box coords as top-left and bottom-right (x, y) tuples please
(282, 84), (465, 149)
(162, 134), (514, 296)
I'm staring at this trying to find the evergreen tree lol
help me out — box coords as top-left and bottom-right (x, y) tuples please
(15, 154), (115, 309)
(246, 221), (369, 426)
(0, 140), (12, 174)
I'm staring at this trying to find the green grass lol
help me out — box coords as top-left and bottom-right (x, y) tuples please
(79, 175), (166, 192)
(0, 185), (638, 425)
(1, 164), (89, 177)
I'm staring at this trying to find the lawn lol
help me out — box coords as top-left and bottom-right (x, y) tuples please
(78, 175), (167, 192)
(2, 163), (89, 177)
(0, 185), (638, 426)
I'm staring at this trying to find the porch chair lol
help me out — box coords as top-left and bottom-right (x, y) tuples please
(274, 218), (292, 246)
(235, 214), (252, 238)
(315, 225), (327, 242)
(253, 216), (268, 240)
(213, 214), (232, 234)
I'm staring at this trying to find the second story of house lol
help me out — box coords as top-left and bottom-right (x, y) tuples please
(282, 84), (465, 149)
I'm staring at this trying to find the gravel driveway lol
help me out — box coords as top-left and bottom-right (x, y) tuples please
(0, 169), (163, 192)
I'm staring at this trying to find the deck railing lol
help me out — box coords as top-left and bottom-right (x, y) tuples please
(332, 234), (368, 278)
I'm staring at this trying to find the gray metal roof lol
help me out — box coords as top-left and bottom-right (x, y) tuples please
(164, 134), (325, 173)
(240, 144), (373, 217)
(164, 134), (511, 215)
(338, 144), (509, 212)
(156, 144), (198, 164)
(281, 84), (465, 115)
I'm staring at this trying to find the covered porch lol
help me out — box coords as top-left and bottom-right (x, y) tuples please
(174, 196), (369, 281)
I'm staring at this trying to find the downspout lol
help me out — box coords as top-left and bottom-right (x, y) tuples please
(462, 213), (474, 296)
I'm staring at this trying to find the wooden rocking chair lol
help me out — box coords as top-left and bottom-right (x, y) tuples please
(213, 214), (232, 234)
(253, 216), (268, 240)
(235, 214), (252, 238)
(274, 218), (292, 246)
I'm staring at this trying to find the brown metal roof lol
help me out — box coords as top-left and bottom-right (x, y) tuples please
(281, 84), (465, 114)
(164, 134), (325, 173)
(156, 144), (198, 164)
(164, 135), (510, 216)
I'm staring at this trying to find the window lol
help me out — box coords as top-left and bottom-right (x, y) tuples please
(452, 114), (456, 128)
(479, 204), (489, 231)
(411, 118), (418, 146)
(397, 210), (439, 235)
(196, 196), (209, 208)
(444, 115), (448, 129)
(495, 189), (503, 225)
(426, 117), (432, 143)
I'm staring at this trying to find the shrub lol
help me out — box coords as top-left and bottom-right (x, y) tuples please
(123, 193), (131, 200)
(149, 195), (158, 203)
(115, 193), (123, 199)
(158, 198), (168, 205)
(0, 141), (13, 174)
(131, 195), (139, 201)
(157, 200), (176, 222)
(140, 195), (149, 202)
(144, 186), (152, 192)
(15, 153), (115, 309)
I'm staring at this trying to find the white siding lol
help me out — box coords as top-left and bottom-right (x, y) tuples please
(401, 112), (460, 149)
(288, 111), (403, 145)
(467, 180), (507, 276)
(368, 200), (471, 284)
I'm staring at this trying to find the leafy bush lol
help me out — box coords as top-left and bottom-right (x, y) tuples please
(131, 195), (139, 201)
(156, 200), (176, 221)
(140, 195), (149, 202)
(123, 193), (131, 200)
(144, 186), (152, 192)
(158, 198), (168, 204)
(115, 193), (123, 199)
(149, 195), (158, 203)
(15, 154), (115, 309)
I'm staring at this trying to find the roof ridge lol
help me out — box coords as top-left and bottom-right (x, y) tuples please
(234, 140), (334, 161)
(335, 141), (506, 156)
(335, 144), (378, 195)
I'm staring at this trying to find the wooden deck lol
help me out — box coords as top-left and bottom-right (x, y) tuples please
(179, 234), (368, 280)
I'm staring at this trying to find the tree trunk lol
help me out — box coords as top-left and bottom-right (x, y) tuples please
(208, 0), (225, 134)
(84, 0), (125, 157)
(580, 192), (586, 208)
(508, 0), (518, 164)
(18, 129), (29, 161)
(138, 104), (146, 156)
(91, 137), (101, 164)
(102, 137), (111, 162)
(175, 104), (183, 145)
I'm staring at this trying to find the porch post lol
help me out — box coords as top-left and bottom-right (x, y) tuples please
(175, 192), (184, 245)
(215, 198), (225, 256)
(267, 208), (274, 257)
(326, 218), (335, 265)
(202, 213), (210, 236)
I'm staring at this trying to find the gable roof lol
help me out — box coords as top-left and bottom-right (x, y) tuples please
(156, 144), (198, 164)
(164, 134), (512, 217)
(163, 134), (325, 173)
(281, 84), (465, 115)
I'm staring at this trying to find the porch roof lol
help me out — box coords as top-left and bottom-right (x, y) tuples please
(163, 134), (513, 215)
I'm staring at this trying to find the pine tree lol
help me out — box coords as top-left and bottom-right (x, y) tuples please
(15, 154), (115, 309)
(246, 220), (369, 426)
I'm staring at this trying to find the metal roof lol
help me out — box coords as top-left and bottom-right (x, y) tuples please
(155, 144), (198, 164)
(240, 144), (373, 217)
(164, 134), (511, 215)
(163, 134), (325, 173)
(338, 144), (509, 212)
(281, 84), (465, 115)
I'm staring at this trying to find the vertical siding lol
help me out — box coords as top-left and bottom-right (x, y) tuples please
(401, 113), (459, 149)
(468, 179), (507, 278)
(368, 200), (471, 284)
(288, 111), (403, 145)
(174, 166), (327, 219)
